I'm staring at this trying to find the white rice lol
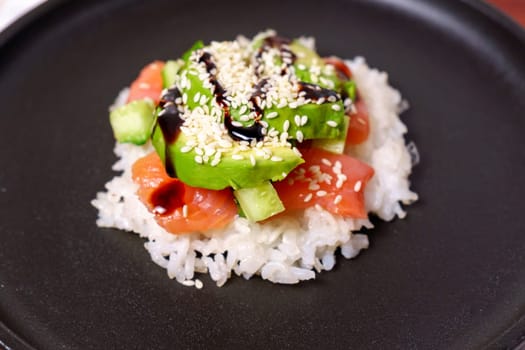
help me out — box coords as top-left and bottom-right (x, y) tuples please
(91, 57), (418, 288)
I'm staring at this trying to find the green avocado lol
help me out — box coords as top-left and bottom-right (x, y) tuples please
(152, 131), (303, 190)
(260, 101), (345, 141)
(289, 40), (341, 90)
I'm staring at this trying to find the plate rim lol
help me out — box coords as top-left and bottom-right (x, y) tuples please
(0, 0), (524, 349)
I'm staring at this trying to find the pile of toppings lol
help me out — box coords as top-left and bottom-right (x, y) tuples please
(109, 30), (374, 234)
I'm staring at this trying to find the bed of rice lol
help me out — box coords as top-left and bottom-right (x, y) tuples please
(91, 57), (418, 288)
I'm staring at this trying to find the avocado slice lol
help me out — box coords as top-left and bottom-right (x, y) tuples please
(289, 40), (340, 90)
(163, 133), (303, 190)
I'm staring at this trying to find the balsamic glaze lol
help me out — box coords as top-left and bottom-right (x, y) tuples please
(157, 87), (185, 176)
(156, 36), (341, 148)
(254, 36), (296, 77)
(150, 180), (185, 216)
(199, 51), (266, 142)
(298, 82), (340, 102)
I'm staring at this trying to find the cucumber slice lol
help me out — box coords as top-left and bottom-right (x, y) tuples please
(109, 99), (155, 145)
(162, 59), (184, 88)
(233, 181), (285, 222)
(312, 115), (350, 154)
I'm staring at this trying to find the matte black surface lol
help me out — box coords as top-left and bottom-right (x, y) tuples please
(1, 0), (525, 349)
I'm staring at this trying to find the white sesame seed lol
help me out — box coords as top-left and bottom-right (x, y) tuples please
(195, 279), (203, 289)
(308, 182), (320, 191)
(321, 158), (332, 166)
(354, 180), (362, 192)
(292, 147), (302, 156)
(232, 154), (244, 160)
(296, 130), (304, 142)
(304, 193), (313, 202)
(193, 92), (201, 103)
(357, 117), (367, 125)
(326, 120), (338, 128)
(271, 156), (283, 162)
(239, 114), (251, 121)
(266, 111), (279, 119)
(297, 64), (306, 70)
(138, 82), (150, 89)
(180, 145), (193, 153)
(153, 206), (166, 215)
(316, 190), (327, 197)
(182, 93), (188, 104)
(301, 115), (308, 126)
(239, 105), (248, 115)
(309, 165), (321, 173)
(334, 195), (342, 204)
(327, 95), (337, 103)
(199, 94), (208, 105)
(294, 114), (302, 127)
(182, 204), (188, 218)
(331, 104), (341, 111)
(288, 101), (298, 109)
(316, 97), (326, 105)
(194, 155), (203, 164)
(182, 280), (195, 287)
(231, 121), (243, 127)
(250, 154), (256, 166)
(283, 120), (290, 132)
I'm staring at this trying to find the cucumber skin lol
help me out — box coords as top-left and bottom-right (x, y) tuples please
(234, 182), (285, 222)
(109, 99), (155, 145)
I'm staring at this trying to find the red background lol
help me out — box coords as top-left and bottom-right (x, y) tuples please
(488, 0), (525, 27)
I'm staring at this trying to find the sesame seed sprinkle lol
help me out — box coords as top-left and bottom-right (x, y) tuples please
(193, 92), (201, 103)
(266, 111), (279, 119)
(304, 193), (313, 202)
(326, 120), (338, 128)
(182, 204), (188, 218)
(354, 180), (362, 192)
(334, 195), (342, 204)
(331, 104), (341, 111)
(321, 158), (332, 166)
(294, 115), (301, 127)
(301, 115), (308, 126)
(316, 190), (327, 197)
(296, 130), (304, 142)
(283, 120), (290, 132)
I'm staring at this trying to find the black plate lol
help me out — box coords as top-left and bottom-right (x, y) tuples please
(1, 0), (525, 349)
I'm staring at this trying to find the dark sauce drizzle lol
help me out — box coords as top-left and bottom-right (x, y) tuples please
(156, 87), (185, 177)
(297, 82), (340, 102)
(156, 36), (341, 148)
(199, 52), (266, 142)
(150, 180), (185, 216)
(254, 36), (296, 77)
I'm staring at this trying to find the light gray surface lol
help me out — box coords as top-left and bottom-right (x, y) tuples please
(0, 0), (46, 32)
